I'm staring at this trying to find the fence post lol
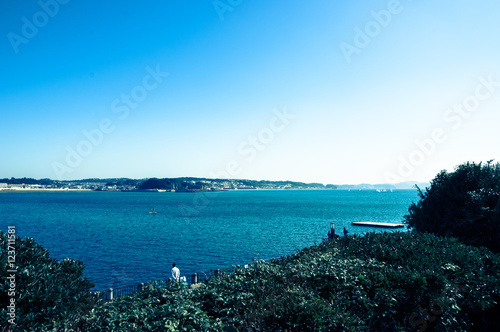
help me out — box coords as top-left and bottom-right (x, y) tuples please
(193, 273), (198, 284)
(108, 288), (113, 301)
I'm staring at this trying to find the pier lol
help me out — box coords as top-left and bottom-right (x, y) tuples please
(351, 221), (405, 228)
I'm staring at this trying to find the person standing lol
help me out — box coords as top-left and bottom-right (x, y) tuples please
(343, 227), (348, 236)
(171, 263), (180, 282)
(328, 222), (335, 240)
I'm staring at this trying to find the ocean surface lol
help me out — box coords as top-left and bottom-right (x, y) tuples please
(0, 189), (419, 290)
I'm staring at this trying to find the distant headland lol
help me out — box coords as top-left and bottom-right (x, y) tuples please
(0, 177), (429, 192)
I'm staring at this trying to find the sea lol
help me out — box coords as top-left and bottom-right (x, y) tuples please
(0, 189), (419, 290)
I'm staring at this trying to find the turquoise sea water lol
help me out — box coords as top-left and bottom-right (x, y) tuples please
(0, 189), (418, 290)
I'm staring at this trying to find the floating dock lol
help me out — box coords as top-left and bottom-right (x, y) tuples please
(351, 222), (405, 228)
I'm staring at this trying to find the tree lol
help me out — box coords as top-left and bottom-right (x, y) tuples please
(0, 231), (101, 331)
(405, 161), (500, 253)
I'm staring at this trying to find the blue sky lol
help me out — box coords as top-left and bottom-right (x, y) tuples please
(1, 0), (499, 184)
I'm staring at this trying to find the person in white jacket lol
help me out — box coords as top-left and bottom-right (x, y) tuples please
(171, 263), (180, 282)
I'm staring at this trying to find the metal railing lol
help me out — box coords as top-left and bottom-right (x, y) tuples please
(99, 266), (245, 301)
(97, 251), (307, 302)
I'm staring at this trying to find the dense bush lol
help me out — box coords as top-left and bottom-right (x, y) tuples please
(405, 161), (500, 253)
(0, 231), (100, 331)
(76, 232), (500, 331)
(75, 282), (219, 331)
(3, 229), (499, 330)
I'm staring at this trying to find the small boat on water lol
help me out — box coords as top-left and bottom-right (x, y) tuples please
(149, 208), (157, 214)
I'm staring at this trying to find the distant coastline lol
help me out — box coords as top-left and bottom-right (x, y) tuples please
(0, 187), (333, 193)
(0, 177), (429, 193)
(0, 188), (93, 192)
(0, 187), (422, 194)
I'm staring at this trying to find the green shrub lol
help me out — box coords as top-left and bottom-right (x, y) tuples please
(76, 232), (500, 331)
(405, 161), (500, 253)
(3, 229), (499, 330)
(75, 281), (220, 331)
(0, 231), (100, 331)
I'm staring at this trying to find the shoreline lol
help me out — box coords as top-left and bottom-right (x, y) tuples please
(0, 188), (416, 193)
(0, 188), (94, 192)
(0, 188), (334, 193)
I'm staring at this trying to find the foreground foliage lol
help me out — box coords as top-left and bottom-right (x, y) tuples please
(405, 161), (500, 253)
(0, 231), (101, 331)
(76, 232), (500, 331)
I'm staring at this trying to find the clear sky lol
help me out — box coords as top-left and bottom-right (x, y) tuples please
(1, 0), (499, 184)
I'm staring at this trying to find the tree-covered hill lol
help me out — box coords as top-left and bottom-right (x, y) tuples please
(0, 177), (338, 191)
